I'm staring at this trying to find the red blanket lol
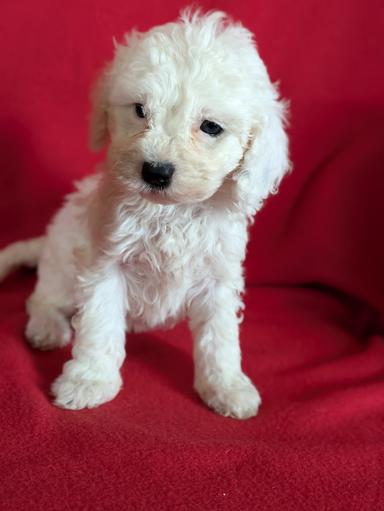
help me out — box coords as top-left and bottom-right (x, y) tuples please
(1, 1), (383, 509)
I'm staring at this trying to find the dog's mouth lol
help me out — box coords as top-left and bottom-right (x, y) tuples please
(140, 185), (176, 205)
(118, 171), (221, 206)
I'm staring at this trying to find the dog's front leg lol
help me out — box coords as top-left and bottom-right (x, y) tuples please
(190, 285), (261, 419)
(52, 262), (127, 410)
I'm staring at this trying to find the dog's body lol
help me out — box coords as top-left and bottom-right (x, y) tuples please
(0, 11), (289, 418)
(30, 171), (247, 335)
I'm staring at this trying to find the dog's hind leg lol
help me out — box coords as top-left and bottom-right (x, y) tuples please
(25, 247), (75, 351)
(26, 294), (72, 351)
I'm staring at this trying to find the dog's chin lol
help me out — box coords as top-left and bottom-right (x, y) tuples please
(140, 189), (177, 205)
(141, 188), (218, 206)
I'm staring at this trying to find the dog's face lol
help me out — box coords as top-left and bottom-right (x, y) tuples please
(91, 12), (289, 209)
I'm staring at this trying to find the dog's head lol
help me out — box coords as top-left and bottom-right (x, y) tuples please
(90, 10), (290, 214)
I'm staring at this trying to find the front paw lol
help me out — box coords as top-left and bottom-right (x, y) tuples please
(51, 359), (122, 410)
(195, 372), (261, 419)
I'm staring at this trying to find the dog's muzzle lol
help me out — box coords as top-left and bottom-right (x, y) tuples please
(141, 161), (175, 189)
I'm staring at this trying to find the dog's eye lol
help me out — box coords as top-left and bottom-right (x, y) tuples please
(200, 120), (223, 137)
(135, 103), (146, 119)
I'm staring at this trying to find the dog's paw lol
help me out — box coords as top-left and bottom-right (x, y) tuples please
(195, 372), (261, 419)
(51, 359), (122, 410)
(26, 309), (71, 351)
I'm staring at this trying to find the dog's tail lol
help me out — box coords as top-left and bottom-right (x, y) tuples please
(0, 237), (45, 282)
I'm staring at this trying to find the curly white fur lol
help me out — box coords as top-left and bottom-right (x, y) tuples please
(0, 10), (289, 419)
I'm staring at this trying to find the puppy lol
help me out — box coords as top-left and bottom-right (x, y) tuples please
(0, 10), (289, 419)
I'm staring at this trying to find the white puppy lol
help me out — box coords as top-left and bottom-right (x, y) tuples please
(0, 10), (289, 419)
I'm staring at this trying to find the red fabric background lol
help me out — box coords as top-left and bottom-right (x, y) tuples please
(1, 1), (384, 509)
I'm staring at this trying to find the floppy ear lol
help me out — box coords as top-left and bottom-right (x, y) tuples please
(89, 32), (139, 151)
(89, 65), (112, 151)
(235, 95), (290, 218)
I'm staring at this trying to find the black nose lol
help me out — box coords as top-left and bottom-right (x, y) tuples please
(141, 161), (175, 189)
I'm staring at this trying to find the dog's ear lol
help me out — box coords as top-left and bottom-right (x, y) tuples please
(235, 94), (290, 217)
(89, 65), (112, 151)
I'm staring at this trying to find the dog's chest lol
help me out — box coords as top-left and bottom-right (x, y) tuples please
(127, 227), (194, 287)
(119, 213), (211, 329)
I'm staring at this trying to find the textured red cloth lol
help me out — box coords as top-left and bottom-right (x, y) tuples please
(1, 1), (384, 509)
